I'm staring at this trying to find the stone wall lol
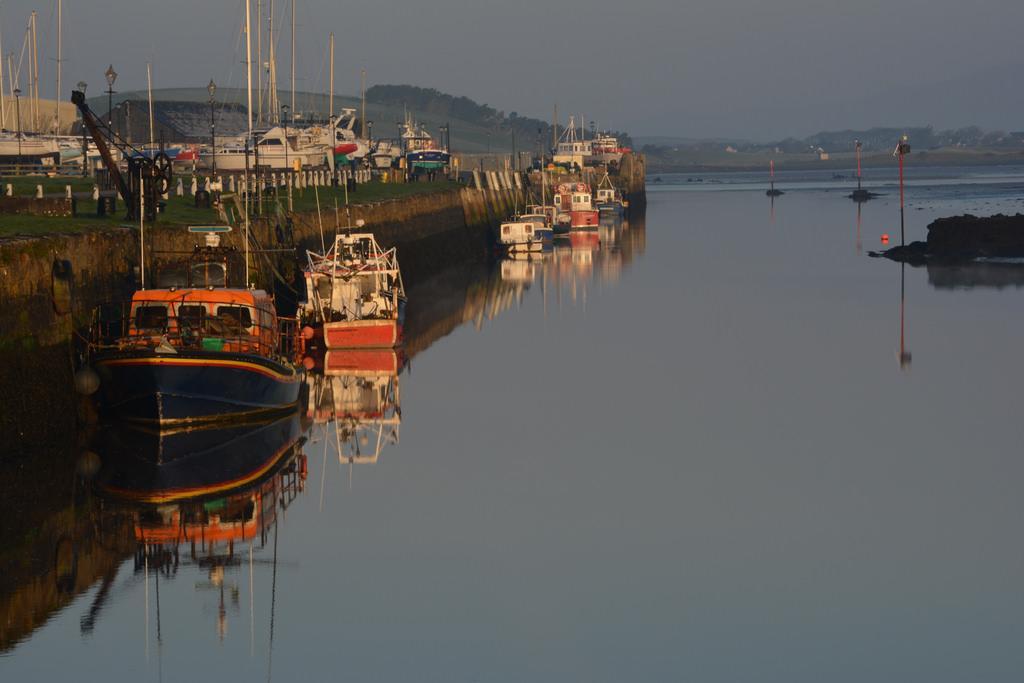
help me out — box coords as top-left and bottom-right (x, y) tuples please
(0, 183), (527, 347)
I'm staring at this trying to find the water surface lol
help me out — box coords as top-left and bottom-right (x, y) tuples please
(3, 171), (1024, 682)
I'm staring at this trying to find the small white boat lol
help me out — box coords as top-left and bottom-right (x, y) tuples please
(498, 219), (545, 253)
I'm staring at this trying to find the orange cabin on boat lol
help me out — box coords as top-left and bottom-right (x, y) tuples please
(126, 288), (279, 356)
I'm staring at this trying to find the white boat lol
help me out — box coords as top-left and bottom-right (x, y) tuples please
(0, 131), (61, 164)
(498, 218), (545, 254)
(370, 139), (401, 169)
(552, 116), (592, 170)
(591, 133), (629, 166)
(210, 112), (368, 172)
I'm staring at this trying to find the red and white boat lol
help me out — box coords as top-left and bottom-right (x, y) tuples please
(301, 231), (407, 349)
(555, 182), (599, 230)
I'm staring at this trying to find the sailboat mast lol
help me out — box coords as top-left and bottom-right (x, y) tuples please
(245, 0), (253, 136)
(328, 32), (333, 120)
(0, 13), (5, 130)
(55, 0), (61, 133)
(552, 103), (557, 149)
(360, 67), (366, 137)
(290, 0), (295, 119)
(268, 0), (277, 122)
(256, 0), (262, 125)
(30, 10), (38, 131)
(146, 63), (154, 149)
(244, 0), (253, 285)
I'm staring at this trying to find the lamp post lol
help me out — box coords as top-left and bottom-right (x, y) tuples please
(208, 79), (217, 175)
(13, 87), (21, 161)
(104, 64), (117, 129)
(78, 81), (88, 176)
(367, 120), (373, 147)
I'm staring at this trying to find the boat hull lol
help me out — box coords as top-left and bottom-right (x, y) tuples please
(571, 209), (600, 230)
(94, 350), (302, 425)
(323, 318), (403, 349)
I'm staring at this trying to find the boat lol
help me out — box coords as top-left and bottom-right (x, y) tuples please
(401, 117), (450, 174)
(590, 133), (630, 166)
(552, 116), (592, 171)
(519, 207), (554, 241)
(555, 182), (599, 230)
(87, 227), (303, 426)
(498, 217), (546, 254)
(594, 173), (626, 216)
(301, 231), (407, 349)
(370, 139), (401, 169)
(210, 112), (367, 172)
(0, 130), (61, 165)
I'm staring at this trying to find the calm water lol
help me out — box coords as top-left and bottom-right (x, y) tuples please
(4, 167), (1024, 681)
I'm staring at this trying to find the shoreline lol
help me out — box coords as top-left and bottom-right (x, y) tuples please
(646, 150), (1024, 174)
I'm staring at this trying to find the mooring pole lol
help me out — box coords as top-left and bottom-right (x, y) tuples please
(895, 135), (910, 247)
(855, 139), (862, 191)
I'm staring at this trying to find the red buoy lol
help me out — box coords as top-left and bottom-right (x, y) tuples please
(881, 234), (890, 244)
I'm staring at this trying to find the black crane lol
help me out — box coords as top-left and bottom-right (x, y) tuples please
(71, 89), (172, 221)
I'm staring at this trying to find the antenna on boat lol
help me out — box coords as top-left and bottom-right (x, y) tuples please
(314, 183), (325, 252)
(139, 166), (146, 289)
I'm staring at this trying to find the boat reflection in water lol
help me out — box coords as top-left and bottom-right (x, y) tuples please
(89, 411), (307, 641)
(494, 212), (645, 312)
(304, 349), (403, 492)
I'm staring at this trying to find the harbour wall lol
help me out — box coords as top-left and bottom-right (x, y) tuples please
(0, 182), (529, 349)
(0, 152), (646, 348)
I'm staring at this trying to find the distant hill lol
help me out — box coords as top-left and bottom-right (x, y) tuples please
(91, 85), (632, 156)
(367, 84), (633, 151)
(642, 124), (1024, 172)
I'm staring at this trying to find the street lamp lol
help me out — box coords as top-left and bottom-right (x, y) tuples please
(78, 81), (88, 176)
(208, 79), (217, 174)
(104, 64), (117, 128)
(13, 87), (21, 160)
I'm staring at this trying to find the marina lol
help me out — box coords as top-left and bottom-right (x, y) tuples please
(2, 0), (1024, 680)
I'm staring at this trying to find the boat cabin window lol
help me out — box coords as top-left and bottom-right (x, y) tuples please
(178, 304), (206, 330)
(191, 262), (227, 288)
(134, 305), (168, 332)
(215, 306), (253, 332)
(262, 138), (283, 145)
(316, 276), (333, 300)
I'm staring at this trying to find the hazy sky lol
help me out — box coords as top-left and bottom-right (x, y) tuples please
(3, 0), (1022, 139)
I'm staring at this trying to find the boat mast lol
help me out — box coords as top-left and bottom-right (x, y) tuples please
(245, 0), (253, 285)
(256, 0), (262, 125)
(30, 10), (38, 131)
(55, 0), (61, 133)
(245, 0), (253, 136)
(0, 12), (5, 130)
(290, 0), (295, 120)
(360, 67), (366, 138)
(328, 32), (333, 120)
(146, 62), (155, 149)
(268, 0), (277, 123)
(552, 103), (557, 149)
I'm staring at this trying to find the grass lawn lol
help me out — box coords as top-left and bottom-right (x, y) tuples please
(0, 176), (461, 238)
